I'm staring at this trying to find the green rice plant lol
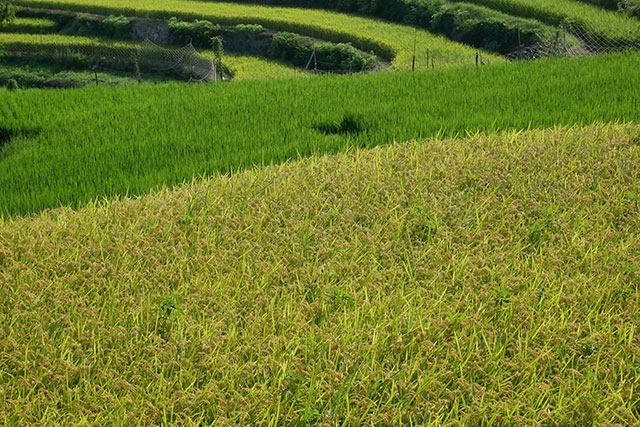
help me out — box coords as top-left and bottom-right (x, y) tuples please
(555, 0), (640, 18)
(222, 52), (306, 80)
(12, 0), (503, 69)
(0, 31), (138, 52)
(452, 0), (640, 44)
(0, 51), (638, 216)
(0, 17), (58, 33)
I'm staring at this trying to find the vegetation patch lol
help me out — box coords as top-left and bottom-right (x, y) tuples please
(11, 0), (500, 69)
(314, 113), (368, 136)
(268, 31), (377, 72)
(0, 125), (39, 160)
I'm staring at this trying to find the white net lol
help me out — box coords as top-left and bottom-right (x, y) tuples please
(2, 39), (216, 82)
(137, 40), (216, 82)
(507, 25), (640, 60)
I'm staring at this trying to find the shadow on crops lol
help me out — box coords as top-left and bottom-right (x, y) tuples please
(314, 113), (367, 136)
(0, 127), (40, 160)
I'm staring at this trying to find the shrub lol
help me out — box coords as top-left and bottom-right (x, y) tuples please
(268, 31), (313, 64)
(619, 0), (640, 17)
(235, 23), (264, 33)
(268, 31), (376, 72)
(168, 17), (220, 47)
(0, 1), (15, 25)
(6, 78), (19, 90)
(101, 15), (132, 39)
(431, 3), (561, 54)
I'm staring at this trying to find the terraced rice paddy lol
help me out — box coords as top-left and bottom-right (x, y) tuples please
(1, 0), (639, 425)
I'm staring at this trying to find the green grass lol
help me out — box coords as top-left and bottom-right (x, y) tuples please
(457, 0), (640, 42)
(1, 122), (639, 424)
(0, 17), (58, 33)
(1, 51), (639, 217)
(0, 58), (180, 88)
(12, 0), (504, 69)
(0, 31), (139, 51)
(222, 52), (308, 80)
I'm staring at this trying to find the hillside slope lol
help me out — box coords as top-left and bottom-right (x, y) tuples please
(2, 124), (639, 425)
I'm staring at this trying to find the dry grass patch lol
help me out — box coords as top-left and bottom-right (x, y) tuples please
(1, 123), (639, 425)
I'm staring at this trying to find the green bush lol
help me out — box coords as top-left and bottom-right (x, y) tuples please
(168, 17), (220, 47)
(0, 1), (15, 25)
(430, 3), (564, 54)
(60, 13), (131, 39)
(268, 31), (313, 64)
(234, 23), (264, 33)
(6, 77), (18, 90)
(101, 15), (132, 39)
(268, 31), (376, 72)
(65, 13), (100, 37)
(619, 0), (640, 17)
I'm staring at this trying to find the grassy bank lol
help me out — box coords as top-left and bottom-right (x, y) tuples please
(1, 123), (639, 424)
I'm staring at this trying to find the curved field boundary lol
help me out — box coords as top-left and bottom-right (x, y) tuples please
(12, 0), (503, 69)
(0, 17), (58, 33)
(0, 32), (138, 50)
(223, 52), (306, 80)
(452, 0), (640, 42)
(0, 32), (308, 80)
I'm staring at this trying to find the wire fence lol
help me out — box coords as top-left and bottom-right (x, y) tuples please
(2, 39), (217, 82)
(506, 24), (640, 61)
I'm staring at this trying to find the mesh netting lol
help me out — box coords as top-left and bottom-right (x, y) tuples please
(137, 40), (216, 82)
(507, 25), (640, 60)
(3, 39), (216, 81)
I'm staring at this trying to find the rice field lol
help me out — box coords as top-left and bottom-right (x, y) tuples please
(2, 1), (639, 425)
(12, 0), (502, 69)
(458, 0), (640, 42)
(0, 31), (138, 51)
(1, 51), (639, 217)
(1, 122), (639, 425)
(221, 53), (306, 80)
(0, 17), (58, 33)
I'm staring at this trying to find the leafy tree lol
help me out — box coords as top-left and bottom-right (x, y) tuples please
(210, 35), (234, 79)
(210, 35), (224, 64)
(0, 1), (16, 25)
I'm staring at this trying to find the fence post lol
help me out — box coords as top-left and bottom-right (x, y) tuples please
(412, 28), (417, 72)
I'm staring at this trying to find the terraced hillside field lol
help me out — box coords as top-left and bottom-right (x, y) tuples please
(2, 124), (640, 425)
(1, 0), (639, 425)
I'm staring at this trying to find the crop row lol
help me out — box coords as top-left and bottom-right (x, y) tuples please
(1, 51), (639, 216)
(204, 0), (580, 55)
(191, 0), (639, 52)
(0, 31), (137, 51)
(572, 0), (640, 17)
(0, 16), (57, 33)
(12, 0), (500, 70)
(455, 0), (640, 43)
